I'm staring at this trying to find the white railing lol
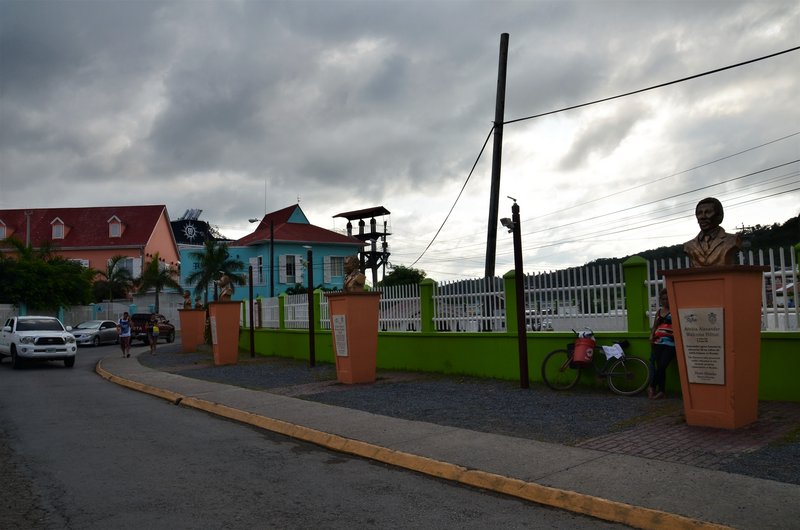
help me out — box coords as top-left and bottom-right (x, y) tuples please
(379, 284), (421, 332)
(433, 277), (505, 332)
(524, 263), (626, 332)
(648, 246), (798, 331)
(263, 297), (280, 329)
(283, 293), (309, 329)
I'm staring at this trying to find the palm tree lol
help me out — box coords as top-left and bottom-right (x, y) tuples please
(94, 255), (134, 317)
(185, 239), (245, 306)
(136, 252), (182, 313)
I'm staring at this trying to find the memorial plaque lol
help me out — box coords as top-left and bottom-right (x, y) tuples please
(678, 307), (725, 385)
(332, 314), (348, 357)
(210, 316), (218, 345)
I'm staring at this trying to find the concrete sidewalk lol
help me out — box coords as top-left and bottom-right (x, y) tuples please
(96, 352), (799, 530)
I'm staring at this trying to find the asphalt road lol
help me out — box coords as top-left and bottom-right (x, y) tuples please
(0, 344), (627, 529)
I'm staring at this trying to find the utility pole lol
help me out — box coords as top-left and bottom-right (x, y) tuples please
(484, 33), (509, 278)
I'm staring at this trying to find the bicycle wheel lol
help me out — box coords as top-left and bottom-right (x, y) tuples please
(606, 356), (650, 396)
(541, 349), (581, 390)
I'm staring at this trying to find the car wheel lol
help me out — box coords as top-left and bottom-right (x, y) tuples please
(93, 336), (101, 347)
(167, 330), (175, 343)
(11, 346), (23, 370)
(64, 357), (75, 368)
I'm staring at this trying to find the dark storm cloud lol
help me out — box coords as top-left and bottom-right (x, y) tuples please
(1, 0), (797, 275)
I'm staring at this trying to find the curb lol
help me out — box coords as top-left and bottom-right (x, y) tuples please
(95, 359), (731, 530)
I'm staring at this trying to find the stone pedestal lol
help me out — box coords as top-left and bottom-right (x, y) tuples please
(208, 301), (241, 366)
(178, 309), (206, 353)
(325, 292), (381, 384)
(664, 266), (766, 429)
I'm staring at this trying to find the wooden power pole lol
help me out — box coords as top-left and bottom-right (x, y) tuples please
(484, 33), (509, 278)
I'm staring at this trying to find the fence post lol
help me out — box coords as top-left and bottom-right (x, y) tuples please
(502, 269), (518, 334)
(420, 278), (436, 333)
(623, 256), (649, 333)
(278, 293), (287, 330)
(313, 289), (323, 331)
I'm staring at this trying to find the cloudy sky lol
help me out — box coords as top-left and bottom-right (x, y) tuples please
(1, 0), (798, 281)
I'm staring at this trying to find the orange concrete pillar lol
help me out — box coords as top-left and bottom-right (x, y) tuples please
(325, 292), (381, 384)
(664, 266), (766, 429)
(208, 301), (241, 366)
(178, 309), (207, 353)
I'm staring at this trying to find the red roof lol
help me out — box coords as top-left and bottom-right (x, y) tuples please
(235, 205), (365, 247)
(0, 205), (169, 248)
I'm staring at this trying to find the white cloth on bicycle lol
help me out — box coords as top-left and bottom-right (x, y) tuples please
(602, 344), (624, 359)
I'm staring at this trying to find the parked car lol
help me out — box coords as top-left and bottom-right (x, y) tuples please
(71, 320), (120, 347)
(130, 313), (176, 345)
(0, 316), (78, 369)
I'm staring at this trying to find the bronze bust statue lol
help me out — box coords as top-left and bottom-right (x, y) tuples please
(215, 271), (234, 301)
(343, 256), (366, 292)
(182, 290), (192, 309)
(684, 197), (741, 267)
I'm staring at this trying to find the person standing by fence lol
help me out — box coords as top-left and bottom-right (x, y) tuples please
(648, 288), (675, 399)
(117, 312), (132, 358)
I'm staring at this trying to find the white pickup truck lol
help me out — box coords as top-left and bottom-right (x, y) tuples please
(0, 316), (78, 369)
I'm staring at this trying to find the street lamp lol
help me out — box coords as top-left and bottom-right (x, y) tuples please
(303, 245), (316, 367)
(503, 197), (529, 389)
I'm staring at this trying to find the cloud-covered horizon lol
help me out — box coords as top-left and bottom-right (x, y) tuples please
(1, 1), (798, 279)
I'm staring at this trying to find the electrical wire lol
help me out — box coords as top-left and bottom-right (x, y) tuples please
(406, 46), (800, 269)
(409, 126), (494, 267)
(504, 46), (800, 126)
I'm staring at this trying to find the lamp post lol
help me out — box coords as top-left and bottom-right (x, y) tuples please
(303, 246), (316, 367)
(248, 265), (255, 358)
(501, 197), (529, 389)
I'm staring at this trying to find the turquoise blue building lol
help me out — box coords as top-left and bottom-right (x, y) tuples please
(179, 205), (365, 300)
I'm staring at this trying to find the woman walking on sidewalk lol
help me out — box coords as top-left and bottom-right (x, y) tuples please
(648, 288), (675, 399)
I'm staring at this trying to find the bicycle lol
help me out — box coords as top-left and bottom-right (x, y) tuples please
(541, 329), (651, 396)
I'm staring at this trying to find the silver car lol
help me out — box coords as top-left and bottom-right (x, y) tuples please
(71, 320), (120, 347)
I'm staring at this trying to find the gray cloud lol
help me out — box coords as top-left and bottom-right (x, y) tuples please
(1, 0), (798, 279)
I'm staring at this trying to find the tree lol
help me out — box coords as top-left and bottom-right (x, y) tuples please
(136, 252), (182, 313)
(378, 265), (426, 287)
(93, 255), (134, 305)
(0, 236), (93, 310)
(185, 239), (245, 306)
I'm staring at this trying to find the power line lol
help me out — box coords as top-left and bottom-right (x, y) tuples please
(409, 126), (494, 267)
(406, 46), (800, 269)
(504, 46), (800, 126)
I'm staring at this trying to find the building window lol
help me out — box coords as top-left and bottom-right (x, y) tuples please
(109, 222), (121, 238)
(52, 221), (64, 239)
(0, 225), (5, 239)
(330, 256), (344, 277)
(285, 257), (296, 283)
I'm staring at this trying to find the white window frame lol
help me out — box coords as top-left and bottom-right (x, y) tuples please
(324, 256), (345, 283)
(51, 218), (65, 239)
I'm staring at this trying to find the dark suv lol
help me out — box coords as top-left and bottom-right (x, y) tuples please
(130, 313), (176, 345)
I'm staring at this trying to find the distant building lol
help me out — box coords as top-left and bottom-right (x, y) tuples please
(0, 205), (180, 278)
(179, 204), (365, 300)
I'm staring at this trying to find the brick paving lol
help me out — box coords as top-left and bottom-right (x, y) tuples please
(576, 400), (800, 469)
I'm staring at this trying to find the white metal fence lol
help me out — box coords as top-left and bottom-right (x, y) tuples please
(647, 246), (798, 331)
(433, 277), (505, 332)
(379, 284), (421, 331)
(523, 263), (626, 332)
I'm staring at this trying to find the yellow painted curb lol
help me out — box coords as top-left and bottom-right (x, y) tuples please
(96, 360), (183, 404)
(97, 362), (731, 530)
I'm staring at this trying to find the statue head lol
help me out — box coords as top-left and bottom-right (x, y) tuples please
(695, 197), (724, 233)
(344, 255), (360, 274)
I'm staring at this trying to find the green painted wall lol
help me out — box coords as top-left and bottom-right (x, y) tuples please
(241, 328), (799, 401)
(238, 249), (800, 402)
